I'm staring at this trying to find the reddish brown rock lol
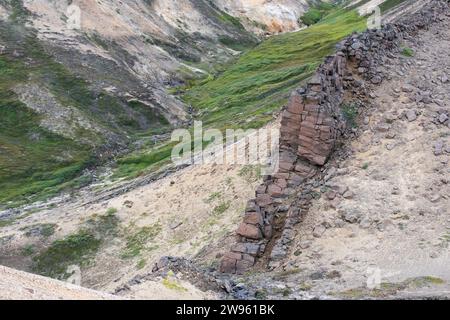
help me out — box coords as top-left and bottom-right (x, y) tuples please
(244, 212), (264, 226)
(267, 184), (283, 197)
(275, 179), (287, 189)
(256, 194), (273, 207)
(235, 260), (253, 275)
(256, 184), (267, 195)
(264, 225), (273, 238)
(236, 223), (262, 240)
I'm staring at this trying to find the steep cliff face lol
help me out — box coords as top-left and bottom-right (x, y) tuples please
(213, 0), (308, 34)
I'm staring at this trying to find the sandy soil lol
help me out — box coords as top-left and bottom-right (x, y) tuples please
(0, 126), (273, 294)
(0, 265), (118, 300)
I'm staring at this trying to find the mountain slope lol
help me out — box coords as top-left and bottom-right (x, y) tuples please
(0, 0), (309, 206)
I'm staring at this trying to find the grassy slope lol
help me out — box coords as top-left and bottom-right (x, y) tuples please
(113, 9), (367, 179)
(0, 29), (94, 205)
(379, 0), (410, 13)
(0, 0), (261, 206)
(0, 11), (171, 206)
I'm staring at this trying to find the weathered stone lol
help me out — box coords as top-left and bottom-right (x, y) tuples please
(256, 184), (267, 195)
(236, 223), (262, 240)
(371, 75), (382, 84)
(221, 2), (450, 273)
(235, 260), (253, 275)
(406, 110), (417, 122)
(264, 225), (273, 238)
(299, 240), (312, 249)
(245, 200), (260, 213)
(434, 140), (445, 156)
(438, 113), (448, 123)
(287, 93), (305, 114)
(244, 212), (264, 226)
(376, 123), (391, 132)
(220, 257), (237, 273)
(343, 190), (354, 199)
(313, 225), (326, 238)
(232, 243), (261, 256)
(334, 185), (349, 195)
(377, 219), (394, 232)
(341, 209), (361, 224)
(401, 84), (415, 92)
(267, 184), (283, 197)
(275, 179), (288, 189)
(224, 252), (242, 260)
(325, 190), (337, 200)
(256, 194), (273, 207)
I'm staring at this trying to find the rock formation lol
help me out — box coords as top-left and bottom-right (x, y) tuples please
(220, 0), (450, 274)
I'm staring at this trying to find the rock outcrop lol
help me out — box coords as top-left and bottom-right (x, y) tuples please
(220, 0), (450, 274)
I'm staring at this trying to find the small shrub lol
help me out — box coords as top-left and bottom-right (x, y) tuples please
(162, 277), (187, 292)
(401, 47), (414, 57)
(32, 230), (101, 279)
(212, 202), (230, 216)
(87, 211), (120, 237)
(238, 165), (261, 183)
(205, 192), (221, 203)
(342, 103), (359, 128)
(121, 223), (162, 259)
(21, 244), (35, 256)
(136, 259), (146, 270)
(300, 1), (335, 26)
(23, 223), (56, 238)
(106, 207), (118, 215)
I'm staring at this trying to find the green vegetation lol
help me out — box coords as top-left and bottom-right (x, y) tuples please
(106, 207), (118, 215)
(0, 2), (370, 203)
(182, 9), (365, 131)
(0, 51), (94, 205)
(121, 223), (162, 259)
(0, 0), (29, 23)
(23, 223), (57, 238)
(254, 289), (268, 299)
(205, 191), (222, 203)
(0, 7), (172, 206)
(162, 277), (187, 292)
(31, 212), (119, 279)
(401, 46), (414, 57)
(136, 258), (147, 270)
(362, 162), (370, 170)
(379, 0), (410, 13)
(0, 211), (33, 228)
(113, 8), (366, 179)
(86, 211), (120, 238)
(32, 230), (101, 279)
(212, 201), (231, 216)
(21, 244), (36, 256)
(341, 103), (359, 127)
(238, 165), (262, 183)
(300, 1), (336, 26)
(112, 142), (175, 179)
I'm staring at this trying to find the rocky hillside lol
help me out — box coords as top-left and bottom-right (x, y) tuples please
(1, 0), (448, 301)
(0, 0), (310, 206)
